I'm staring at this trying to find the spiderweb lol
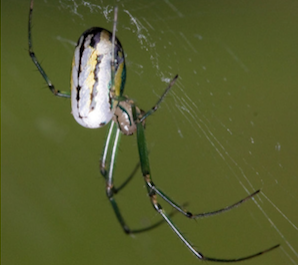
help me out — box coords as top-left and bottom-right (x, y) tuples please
(43, 0), (298, 264)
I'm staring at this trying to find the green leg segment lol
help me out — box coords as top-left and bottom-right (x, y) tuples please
(28, 0), (70, 98)
(100, 121), (175, 234)
(133, 103), (279, 262)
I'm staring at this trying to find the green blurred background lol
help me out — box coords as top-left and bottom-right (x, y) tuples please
(2, 0), (298, 264)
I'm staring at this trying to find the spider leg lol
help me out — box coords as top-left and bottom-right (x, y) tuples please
(139, 74), (178, 123)
(100, 121), (139, 194)
(133, 105), (279, 261)
(28, 0), (70, 98)
(137, 76), (268, 218)
(100, 121), (130, 233)
(100, 121), (180, 234)
(152, 187), (262, 218)
(132, 78), (279, 261)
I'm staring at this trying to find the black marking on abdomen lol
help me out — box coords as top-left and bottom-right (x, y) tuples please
(90, 54), (104, 111)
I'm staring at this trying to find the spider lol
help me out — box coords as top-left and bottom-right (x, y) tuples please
(28, 0), (279, 262)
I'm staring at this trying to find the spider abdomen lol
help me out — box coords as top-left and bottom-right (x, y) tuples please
(71, 27), (126, 129)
